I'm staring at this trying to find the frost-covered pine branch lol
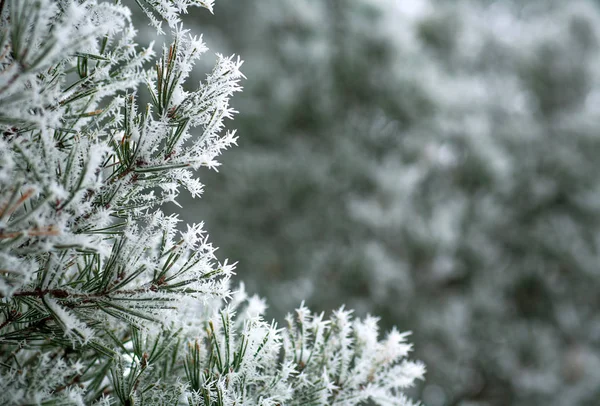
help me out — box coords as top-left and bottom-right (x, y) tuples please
(0, 1), (424, 404)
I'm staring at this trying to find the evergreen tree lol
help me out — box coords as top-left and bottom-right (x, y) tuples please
(0, 1), (424, 404)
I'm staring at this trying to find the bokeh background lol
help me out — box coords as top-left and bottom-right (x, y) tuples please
(136, 0), (600, 405)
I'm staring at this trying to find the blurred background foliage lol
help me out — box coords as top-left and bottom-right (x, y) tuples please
(136, 0), (600, 405)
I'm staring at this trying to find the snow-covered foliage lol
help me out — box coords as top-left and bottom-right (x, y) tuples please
(179, 0), (600, 405)
(0, 1), (424, 404)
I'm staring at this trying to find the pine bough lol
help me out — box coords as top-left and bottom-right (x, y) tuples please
(0, 1), (424, 404)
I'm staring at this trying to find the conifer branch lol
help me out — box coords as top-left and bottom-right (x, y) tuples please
(0, 1), (424, 405)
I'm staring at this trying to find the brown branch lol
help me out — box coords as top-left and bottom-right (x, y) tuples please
(12, 286), (156, 300)
(0, 187), (36, 218)
(0, 310), (20, 330)
(0, 71), (20, 95)
(0, 225), (60, 239)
